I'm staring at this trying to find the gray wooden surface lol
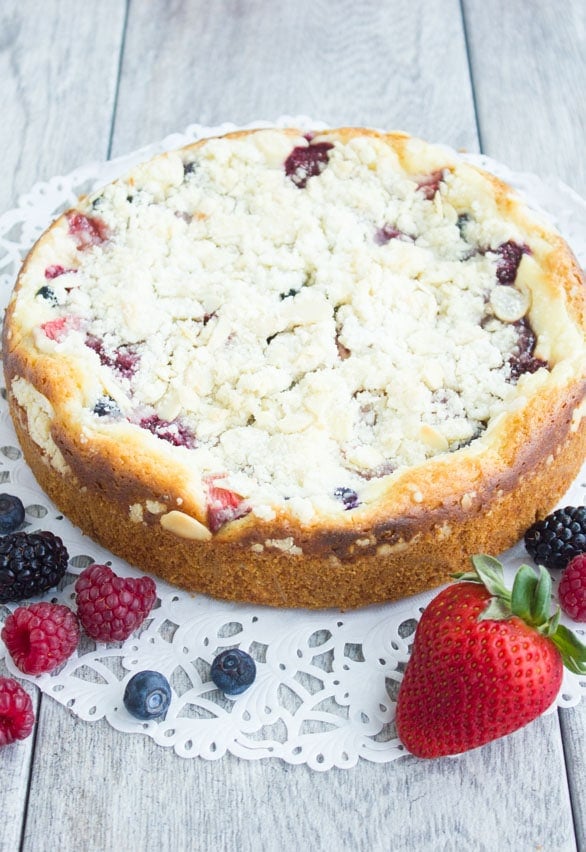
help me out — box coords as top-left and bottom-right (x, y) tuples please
(1, 2), (585, 850)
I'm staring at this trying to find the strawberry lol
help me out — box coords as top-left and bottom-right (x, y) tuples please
(396, 555), (586, 758)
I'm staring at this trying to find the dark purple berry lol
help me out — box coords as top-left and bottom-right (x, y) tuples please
(85, 335), (139, 379)
(508, 318), (548, 380)
(279, 288), (299, 300)
(284, 142), (334, 188)
(334, 487), (360, 510)
(211, 649), (256, 695)
(0, 531), (69, 603)
(139, 415), (196, 448)
(0, 494), (25, 534)
(525, 506), (586, 570)
(123, 671), (171, 720)
(493, 240), (526, 285)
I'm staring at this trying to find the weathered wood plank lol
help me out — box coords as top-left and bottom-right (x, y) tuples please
(0, 661), (38, 852)
(111, 0), (478, 156)
(560, 701), (586, 847)
(463, 0), (586, 196)
(20, 701), (575, 852)
(0, 0), (127, 215)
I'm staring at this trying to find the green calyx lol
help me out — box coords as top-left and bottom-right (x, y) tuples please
(453, 554), (586, 675)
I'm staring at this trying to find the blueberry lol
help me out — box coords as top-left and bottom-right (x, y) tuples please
(211, 649), (256, 695)
(0, 494), (25, 534)
(123, 671), (171, 720)
(92, 395), (121, 417)
(334, 487), (360, 510)
(35, 285), (58, 304)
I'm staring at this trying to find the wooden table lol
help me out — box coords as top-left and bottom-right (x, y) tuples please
(1, 2), (585, 849)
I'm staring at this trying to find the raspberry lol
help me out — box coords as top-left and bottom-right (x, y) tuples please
(0, 531), (69, 603)
(558, 554), (586, 622)
(75, 564), (156, 642)
(0, 677), (35, 746)
(205, 480), (250, 532)
(525, 506), (586, 570)
(1, 603), (80, 675)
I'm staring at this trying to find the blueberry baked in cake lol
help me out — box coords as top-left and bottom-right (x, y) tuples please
(3, 128), (585, 608)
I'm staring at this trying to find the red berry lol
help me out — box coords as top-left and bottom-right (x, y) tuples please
(0, 677), (35, 746)
(558, 554), (586, 622)
(75, 564), (156, 642)
(204, 478), (251, 532)
(1, 603), (80, 675)
(67, 211), (110, 250)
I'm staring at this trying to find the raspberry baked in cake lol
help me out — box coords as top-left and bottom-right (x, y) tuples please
(3, 128), (586, 608)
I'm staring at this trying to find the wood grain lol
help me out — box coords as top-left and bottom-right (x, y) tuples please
(111, 0), (478, 156)
(20, 703), (575, 852)
(0, 0), (126, 214)
(463, 0), (586, 196)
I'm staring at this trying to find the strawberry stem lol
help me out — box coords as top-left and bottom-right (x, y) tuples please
(454, 554), (586, 675)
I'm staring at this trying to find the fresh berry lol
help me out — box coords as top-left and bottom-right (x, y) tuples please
(525, 506), (586, 571)
(416, 170), (445, 200)
(205, 480), (251, 532)
(44, 264), (77, 279)
(333, 486), (360, 510)
(75, 564), (156, 642)
(0, 531), (69, 603)
(493, 240), (526, 285)
(396, 555), (586, 758)
(139, 414), (196, 448)
(558, 554), (586, 622)
(0, 677), (35, 746)
(508, 318), (548, 380)
(284, 141), (334, 188)
(211, 649), (256, 695)
(0, 494), (25, 534)
(123, 670), (172, 720)
(2, 602), (80, 675)
(67, 211), (110, 250)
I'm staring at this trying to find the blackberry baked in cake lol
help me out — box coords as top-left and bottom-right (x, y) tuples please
(3, 128), (586, 608)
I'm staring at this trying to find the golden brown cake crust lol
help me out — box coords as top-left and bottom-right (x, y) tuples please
(3, 127), (586, 608)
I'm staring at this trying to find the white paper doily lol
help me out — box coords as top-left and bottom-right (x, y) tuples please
(0, 119), (585, 771)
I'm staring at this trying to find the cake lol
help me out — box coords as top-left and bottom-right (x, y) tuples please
(2, 127), (585, 609)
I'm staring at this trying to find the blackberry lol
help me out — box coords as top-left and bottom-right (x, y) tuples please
(524, 506), (586, 570)
(0, 531), (69, 603)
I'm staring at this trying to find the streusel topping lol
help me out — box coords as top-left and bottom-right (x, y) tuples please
(14, 130), (553, 520)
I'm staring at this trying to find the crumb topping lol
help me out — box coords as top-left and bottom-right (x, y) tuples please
(14, 130), (556, 521)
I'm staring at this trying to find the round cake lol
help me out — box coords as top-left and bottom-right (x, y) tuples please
(2, 128), (585, 608)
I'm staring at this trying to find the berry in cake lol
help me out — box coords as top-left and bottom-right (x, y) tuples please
(0, 493), (25, 535)
(0, 677), (35, 746)
(67, 211), (109, 249)
(0, 531), (69, 603)
(44, 264), (76, 280)
(333, 487), (360, 510)
(416, 170), (445, 200)
(92, 395), (122, 418)
(396, 555), (586, 758)
(205, 481), (251, 533)
(284, 141), (334, 188)
(75, 564), (157, 642)
(525, 506), (586, 571)
(493, 240), (526, 285)
(123, 670), (172, 720)
(85, 335), (140, 380)
(35, 285), (58, 304)
(211, 648), (256, 695)
(2, 602), (80, 675)
(139, 415), (196, 448)
(558, 554), (586, 622)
